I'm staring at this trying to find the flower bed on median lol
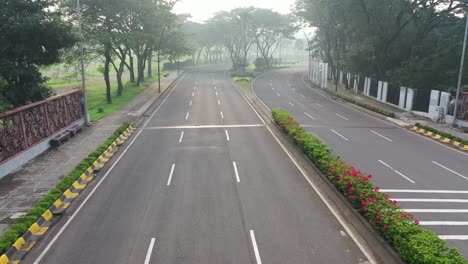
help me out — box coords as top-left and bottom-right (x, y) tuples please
(272, 108), (467, 263)
(0, 123), (130, 254)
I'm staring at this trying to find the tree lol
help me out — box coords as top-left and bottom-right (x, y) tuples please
(0, 0), (76, 108)
(211, 8), (256, 71)
(251, 9), (297, 69)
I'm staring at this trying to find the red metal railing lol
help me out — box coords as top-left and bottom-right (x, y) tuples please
(0, 90), (83, 164)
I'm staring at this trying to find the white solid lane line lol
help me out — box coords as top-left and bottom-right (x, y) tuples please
(331, 129), (349, 141)
(288, 102), (295, 106)
(144, 238), (156, 264)
(432, 161), (468, 180)
(336, 113), (350, 121)
(419, 221), (468, 226)
(225, 130), (230, 141)
(250, 230), (262, 264)
(179, 131), (184, 143)
(405, 209), (468, 213)
(304, 112), (316, 120)
(220, 112), (224, 119)
(185, 112), (190, 120)
(276, 93), (281, 97)
(439, 235), (468, 240)
(232, 161), (240, 183)
(166, 164), (176, 186)
(378, 160), (415, 183)
(394, 198), (468, 203)
(381, 189), (468, 194)
(370, 130), (393, 142)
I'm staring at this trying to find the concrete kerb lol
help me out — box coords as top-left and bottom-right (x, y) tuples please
(236, 75), (405, 264)
(0, 126), (136, 264)
(409, 126), (468, 152)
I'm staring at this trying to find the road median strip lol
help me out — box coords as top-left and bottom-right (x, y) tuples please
(0, 124), (136, 264)
(409, 125), (468, 152)
(272, 108), (467, 264)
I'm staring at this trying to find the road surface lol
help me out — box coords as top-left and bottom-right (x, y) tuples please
(24, 67), (370, 264)
(252, 67), (468, 256)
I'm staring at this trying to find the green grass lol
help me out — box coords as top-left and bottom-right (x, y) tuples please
(232, 76), (251, 91)
(86, 73), (165, 121)
(45, 79), (83, 89)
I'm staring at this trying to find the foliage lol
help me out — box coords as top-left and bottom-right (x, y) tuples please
(272, 108), (467, 263)
(0, 0), (76, 109)
(0, 123), (131, 255)
(232, 76), (251, 91)
(414, 123), (468, 146)
(295, 0), (468, 91)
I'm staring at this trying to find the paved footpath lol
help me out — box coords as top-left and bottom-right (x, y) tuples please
(0, 72), (179, 236)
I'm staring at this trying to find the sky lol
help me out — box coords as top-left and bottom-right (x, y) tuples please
(174, 0), (296, 23)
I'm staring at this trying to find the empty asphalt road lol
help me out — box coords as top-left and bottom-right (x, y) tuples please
(252, 67), (468, 256)
(24, 67), (370, 264)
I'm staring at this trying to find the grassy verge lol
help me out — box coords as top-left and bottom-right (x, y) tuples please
(232, 76), (251, 92)
(322, 88), (396, 118)
(415, 123), (468, 145)
(0, 123), (130, 255)
(272, 108), (467, 263)
(87, 74), (165, 121)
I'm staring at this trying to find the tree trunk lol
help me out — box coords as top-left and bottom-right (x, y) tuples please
(128, 49), (135, 82)
(147, 52), (153, 78)
(104, 44), (112, 104)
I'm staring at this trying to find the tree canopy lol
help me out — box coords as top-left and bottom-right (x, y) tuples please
(0, 0), (76, 108)
(295, 0), (468, 91)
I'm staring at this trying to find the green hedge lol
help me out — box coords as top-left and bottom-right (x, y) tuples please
(415, 123), (468, 146)
(323, 89), (396, 118)
(272, 109), (467, 263)
(0, 123), (130, 254)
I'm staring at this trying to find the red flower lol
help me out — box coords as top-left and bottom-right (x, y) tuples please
(348, 195), (353, 200)
(346, 181), (352, 186)
(383, 225), (389, 229)
(375, 186), (380, 191)
(414, 220), (420, 225)
(349, 187), (354, 192)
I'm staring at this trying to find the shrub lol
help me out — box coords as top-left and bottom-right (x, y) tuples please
(0, 123), (130, 254)
(323, 89), (396, 118)
(272, 109), (467, 263)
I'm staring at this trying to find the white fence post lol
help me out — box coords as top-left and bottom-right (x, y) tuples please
(377, 81), (383, 100)
(382, 82), (388, 102)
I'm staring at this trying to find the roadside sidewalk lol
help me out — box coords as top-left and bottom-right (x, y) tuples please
(326, 81), (468, 142)
(0, 72), (180, 235)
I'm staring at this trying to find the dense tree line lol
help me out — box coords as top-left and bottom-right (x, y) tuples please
(0, 0), (76, 111)
(295, 0), (468, 91)
(184, 7), (298, 71)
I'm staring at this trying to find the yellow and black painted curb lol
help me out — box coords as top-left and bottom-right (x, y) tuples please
(410, 126), (468, 152)
(0, 126), (136, 264)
